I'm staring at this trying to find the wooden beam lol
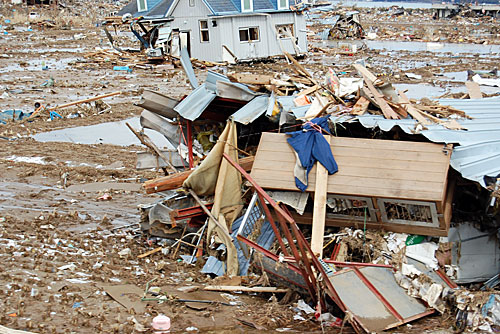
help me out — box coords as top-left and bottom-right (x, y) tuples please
(363, 80), (399, 119)
(353, 64), (377, 83)
(398, 90), (431, 125)
(351, 96), (370, 115)
(137, 246), (162, 259)
(311, 135), (330, 258)
(203, 285), (289, 293)
(465, 81), (483, 99)
(143, 156), (254, 194)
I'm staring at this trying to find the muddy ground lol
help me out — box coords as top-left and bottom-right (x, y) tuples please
(0, 3), (498, 333)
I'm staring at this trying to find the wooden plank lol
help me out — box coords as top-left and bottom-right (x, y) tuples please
(292, 212), (449, 237)
(297, 84), (320, 97)
(465, 81), (483, 99)
(263, 132), (445, 152)
(252, 163), (446, 182)
(351, 96), (370, 115)
(143, 156), (254, 194)
(364, 79), (400, 119)
(137, 246), (162, 259)
(251, 133), (450, 202)
(231, 73), (273, 85)
(353, 63), (377, 82)
(203, 285), (289, 293)
(311, 135), (330, 257)
(398, 90), (431, 125)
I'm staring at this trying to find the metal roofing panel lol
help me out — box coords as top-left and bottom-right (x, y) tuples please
(205, 70), (230, 92)
(231, 95), (269, 124)
(331, 96), (500, 188)
(180, 48), (199, 89)
(173, 84), (216, 121)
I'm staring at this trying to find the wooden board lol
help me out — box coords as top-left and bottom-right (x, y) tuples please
(311, 135), (330, 257)
(251, 133), (450, 203)
(465, 81), (483, 99)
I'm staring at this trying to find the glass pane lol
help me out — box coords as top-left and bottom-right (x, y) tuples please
(243, 0), (251, 10)
(249, 27), (259, 41)
(279, 0), (287, 8)
(201, 30), (209, 42)
(200, 20), (208, 29)
(239, 29), (249, 41)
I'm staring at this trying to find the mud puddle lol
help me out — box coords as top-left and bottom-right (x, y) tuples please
(32, 117), (175, 149)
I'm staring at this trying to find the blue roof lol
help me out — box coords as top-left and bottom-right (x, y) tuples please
(120, 0), (288, 18)
(330, 96), (500, 188)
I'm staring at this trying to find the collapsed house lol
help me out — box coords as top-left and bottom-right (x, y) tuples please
(111, 0), (307, 62)
(328, 11), (364, 40)
(131, 53), (500, 332)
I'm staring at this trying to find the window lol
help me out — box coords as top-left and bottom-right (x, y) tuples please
(277, 0), (288, 9)
(241, 0), (253, 12)
(199, 20), (209, 42)
(189, 0), (195, 7)
(239, 27), (259, 42)
(137, 0), (148, 12)
(276, 24), (294, 39)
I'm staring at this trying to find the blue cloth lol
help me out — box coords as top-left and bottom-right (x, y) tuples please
(287, 116), (338, 192)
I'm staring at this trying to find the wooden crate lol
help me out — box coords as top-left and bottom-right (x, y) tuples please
(251, 132), (453, 236)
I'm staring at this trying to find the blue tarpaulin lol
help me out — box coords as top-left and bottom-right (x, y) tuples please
(287, 116), (338, 191)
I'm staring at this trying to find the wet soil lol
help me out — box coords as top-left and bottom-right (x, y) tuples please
(0, 3), (498, 333)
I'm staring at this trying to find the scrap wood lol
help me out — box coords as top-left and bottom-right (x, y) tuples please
(25, 91), (122, 120)
(143, 155), (254, 194)
(353, 63), (378, 83)
(137, 246), (162, 259)
(204, 285), (290, 293)
(351, 96), (370, 115)
(385, 98), (408, 118)
(230, 73), (273, 85)
(297, 84), (320, 96)
(362, 80), (399, 119)
(311, 135), (331, 258)
(126, 122), (178, 173)
(465, 81), (483, 99)
(398, 90), (431, 125)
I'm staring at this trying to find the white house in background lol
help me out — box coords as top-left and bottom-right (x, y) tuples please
(117, 0), (307, 62)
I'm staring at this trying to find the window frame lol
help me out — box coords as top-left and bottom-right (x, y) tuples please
(199, 20), (209, 43)
(275, 23), (294, 39)
(137, 0), (148, 12)
(241, 0), (253, 12)
(189, 0), (195, 7)
(239, 26), (260, 43)
(277, 0), (289, 10)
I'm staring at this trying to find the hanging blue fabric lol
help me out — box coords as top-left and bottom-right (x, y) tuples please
(287, 116), (338, 192)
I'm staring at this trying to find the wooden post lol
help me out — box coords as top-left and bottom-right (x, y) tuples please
(186, 119), (194, 169)
(310, 135), (330, 258)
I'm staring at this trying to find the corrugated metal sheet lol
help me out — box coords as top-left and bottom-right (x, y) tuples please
(330, 96), (500, 188)
(231, 95), (269, 124)
(173, 84), (216, 120)
(180, 48), (199, 89)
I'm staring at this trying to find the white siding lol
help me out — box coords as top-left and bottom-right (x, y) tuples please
(170, 0), (222, 61)
(170, 0), (308, 62)
(218, 12), (307, 61)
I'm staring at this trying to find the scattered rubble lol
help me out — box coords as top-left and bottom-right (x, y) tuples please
(0, 0), (500, 333)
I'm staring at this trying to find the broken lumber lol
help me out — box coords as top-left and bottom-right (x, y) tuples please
(231, 73), (273, 85)
(465, 81), (483, 99)
(203, 285), (289, 293)
(311, 135), (330, 258)
(143, 156), (254, 194)
(398, 90), (431, 125)
(351, 96), (370, 115)
(137, 246), (162, 259)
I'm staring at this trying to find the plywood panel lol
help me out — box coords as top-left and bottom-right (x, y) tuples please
(251, 133), (450, 202)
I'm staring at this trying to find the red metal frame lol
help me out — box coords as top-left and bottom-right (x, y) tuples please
(169, 203), (213, 223)
(186, 119), (194, 169)
(221, 153), (436, 334)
